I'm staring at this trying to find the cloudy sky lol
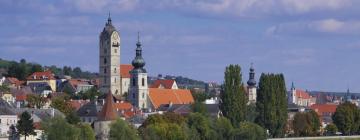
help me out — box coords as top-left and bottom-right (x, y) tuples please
(1, 0), (360, 92)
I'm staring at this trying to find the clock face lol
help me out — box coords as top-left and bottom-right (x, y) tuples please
(112, 32), (119, 41)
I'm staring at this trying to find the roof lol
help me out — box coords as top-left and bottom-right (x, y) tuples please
(158, 104), (192, 115)
(114, 101), (133, 111)
(296, 89), (311, 99)
(97, 92), (118, 121)
(310, 104), (337, 116)
(0, 107), (16, 115)
(27, 71), (55, 80)
(77, 101), (100, 117)
(150, 79), (176, 89)
(68, 79), (92, 89)
(120, 64), (133, 78)
(148, 88), (194, 109)
(69, 100), (91, 111)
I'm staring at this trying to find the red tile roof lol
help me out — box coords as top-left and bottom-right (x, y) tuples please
(310, 104), (337, 116)
(114, 101), (133, 111)
(296, 89), (311, 99)
(27, 71), (55, 80)
(34, 122), (42, 130)
(148, 88), (194, 109)
(69, 100), (90, 111)
(16, 94), (27, 101)
(68, 79), (90, 89)
(120, 64), (133, 78)
(6, 77), (23, 86)
(150, 79), (176, 89)
(98, 91), (117, 121)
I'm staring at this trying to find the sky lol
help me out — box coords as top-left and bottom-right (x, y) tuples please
(1, 0), (360, 92)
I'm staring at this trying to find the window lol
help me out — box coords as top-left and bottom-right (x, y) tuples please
(104, 68), (107, 74)
(132, 78), (136, 86)
(142, 92), (145, 98)
(114, 77), (116, 83)
(133, 93), (135, 99)
(114, 49), (117, 53)
(104, 48), (107, 53)
(114, 68), (116, 73)
(104, 58), (107, 64)
(142, 78), (145, 86)
(104, 77), (107, 84)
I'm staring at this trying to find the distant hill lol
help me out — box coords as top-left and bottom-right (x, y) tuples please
(148, 75), (208, 90)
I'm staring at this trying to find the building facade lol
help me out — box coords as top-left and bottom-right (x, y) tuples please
(99, 15), (121, 95)
(128, 35), (149, 110)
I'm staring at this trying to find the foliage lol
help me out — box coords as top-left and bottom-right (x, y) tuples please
(26, 94), (46, 108)
(0, 84), (10, 93)
(191, 101), (208, 116)
(66, 111), (81, 125)
(332, 102), (360, 135)
(214, 117), (234, 140)
(109, 119), (139, 140)
(80, 87), (100, 101)
(220, 64), (247, 127)
(41, 117), (80, 140)
(191, 91), (209, 102)
(233, 122), (267, 140)
(50, 95), (74, 116)
(77, 123), (95, 140)
(255, 73), (288, 138)
(293, 110), (320, 137)
(186, 113), (216, 140)
(142, 123), (186, 140)
(246, 103), (258, 122)
(16, 111), (36, 139)
(325, 124), (338, 136)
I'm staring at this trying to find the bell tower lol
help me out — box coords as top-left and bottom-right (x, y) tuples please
(99, 14), (121, 95)
(129, 33), (149, 110)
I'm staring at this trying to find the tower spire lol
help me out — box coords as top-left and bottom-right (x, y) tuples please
(107, 12), (112, 25)
(132, 32), (146, 72)
(247, 63), (256, 87)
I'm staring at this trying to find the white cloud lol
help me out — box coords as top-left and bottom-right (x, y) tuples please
(267, 19), (360, 35)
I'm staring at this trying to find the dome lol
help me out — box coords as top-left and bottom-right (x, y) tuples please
(247, 79), (256, 86)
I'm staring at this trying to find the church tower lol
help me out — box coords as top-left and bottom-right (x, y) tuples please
(288, 82), (296, 104)
(129, 33), (149, 110)
(99, 14), (121, 95)
(247, 63), (257, 103)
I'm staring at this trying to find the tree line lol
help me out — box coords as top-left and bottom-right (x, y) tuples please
(0, 58), (97, 80)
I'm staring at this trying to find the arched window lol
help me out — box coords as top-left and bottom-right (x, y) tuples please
(114, 77), (116, 83)
(142, 78), (145, 86)
(114, 68), (116, 73)
(142, 92), (145, 98)
(104, 68), (107, 74)
(104, 58), (107, 64)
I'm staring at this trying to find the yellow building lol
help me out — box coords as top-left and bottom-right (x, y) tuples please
(26, 71), (57, 91)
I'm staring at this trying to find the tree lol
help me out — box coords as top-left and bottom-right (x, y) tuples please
(325, 124), (338, 136)
(192, 101), (208, 116)
(26, 94), (46, 108)
(220, 65), (247, 127)
(332, 102), (360, 135)
(214, 117), (234, 140)
(9, 124), (17, 140)
(233, 122), (266, 140)
(0, 84), (10, 93)
(51, 95), (74, 116)
(16, 111), (36, 140)
(186, 113), (216, 140)
(78, 124), (95, 140)
(246, 103), (258, 122)
(293, 111), (320, 137)
(109, 119), (139, 140)
(66, 111), (81, 125)
(80, 87), (100, 101)
(30, 64), (43, 74)
(42, 117), (80, 140)
(255, 73), (288, 138)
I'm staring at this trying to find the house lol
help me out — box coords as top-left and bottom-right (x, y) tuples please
(26, 71), (56, 91)
(0, 107), (17, 137)
(148, 88), (194, 110)
(119, 64), (133, 95)
(28, 82), (52, 97)
(61, 79), (94, 94)
(150, 79), (178, 89)
(310, 104), (337, 126)
(0, 76), (5, 86)
(4, 77), (23, 89)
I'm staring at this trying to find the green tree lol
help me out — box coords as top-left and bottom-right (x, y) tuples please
(26, 94), (46, 108)
(233, 122), (266, 140)
(246, 103), (258, 122)
(78, 124), (95, 140)
(80, 87), (100, 101)
(16, 111), (36, 140)
(0, 84), (10, 93)
(109, 119), (139, 140)
(214, 117), (234, 140)
(191, 101), (208, 116)
(42, 117), (80, 140)
(51, 95), (74, 116)
(186, 113), (216, 140)
(220, 64), (247, 127)
(30, 64), (43, 74)
(332, 102), (360, 135)
(255, 73), (288, 138)
(143, 123), (186, 140)
(66, 111), (81, 125)
(325, 124), (338, 136)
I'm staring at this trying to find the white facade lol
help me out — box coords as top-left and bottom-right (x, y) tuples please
(120, 77), (130, 95)
(248, 86), (257, 103)
(129, 73), (149, 109)
(0, 115), (17, 137)
(99, 19), (121, 95)
(0, 77), (5, 86)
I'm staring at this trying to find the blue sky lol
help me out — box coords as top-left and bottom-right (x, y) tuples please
(1, 0), (360, 92)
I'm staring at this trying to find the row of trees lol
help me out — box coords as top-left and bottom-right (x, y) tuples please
(219, 65), (288, 138)
(1, 58), (97, 80)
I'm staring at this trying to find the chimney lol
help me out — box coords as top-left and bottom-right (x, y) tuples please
(169, 101), (173, 107)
